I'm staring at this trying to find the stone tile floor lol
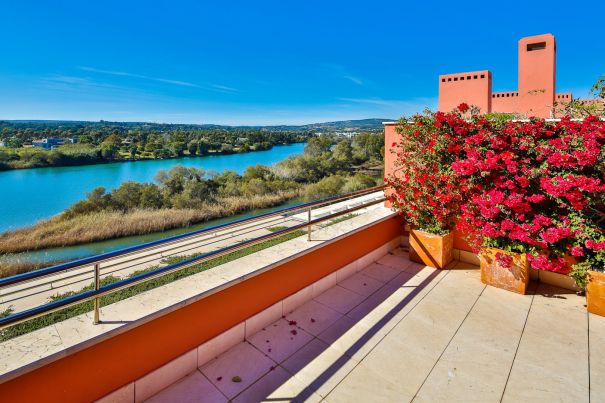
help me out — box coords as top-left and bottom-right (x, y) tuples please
(146, 248), (603, 402)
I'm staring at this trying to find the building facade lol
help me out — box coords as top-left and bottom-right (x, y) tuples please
(438, 34), (601, 118)
(31, 138), (63, 149)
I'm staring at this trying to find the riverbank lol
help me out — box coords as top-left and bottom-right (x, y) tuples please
(0, 142), (302, 172)
(0, 191), (298, 256)
(0, 143), (306, 231)
(0, 133), (384, 273)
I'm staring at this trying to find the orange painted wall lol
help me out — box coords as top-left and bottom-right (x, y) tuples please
(492, 91), (519, 114)
(438, 70), (492, 114)
(518, 34), (556, 118)
(0, 217), (403, 403)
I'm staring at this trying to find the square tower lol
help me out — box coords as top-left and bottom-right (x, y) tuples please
(438, 70), (492, 114)
(518, 34), (556, 118)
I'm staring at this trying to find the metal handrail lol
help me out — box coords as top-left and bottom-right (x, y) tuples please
(0, 213), (293, 301)
(0, 185), (385, 288)
(0, 187), (386, 330)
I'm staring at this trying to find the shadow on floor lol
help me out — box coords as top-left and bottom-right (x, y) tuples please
(278, 268), (442, 401)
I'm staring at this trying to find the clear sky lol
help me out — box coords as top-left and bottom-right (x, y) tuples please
(1, 0), (603, 125)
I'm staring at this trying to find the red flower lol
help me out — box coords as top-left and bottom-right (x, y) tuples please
(457, 103), (470, 113)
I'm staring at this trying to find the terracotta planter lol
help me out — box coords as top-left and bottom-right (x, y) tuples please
(479, 248), (529, 294)
(587, 270), (605, 317)
(409, 230), (453, 269)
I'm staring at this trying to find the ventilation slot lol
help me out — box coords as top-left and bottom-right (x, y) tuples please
(527, 42), (546, 51)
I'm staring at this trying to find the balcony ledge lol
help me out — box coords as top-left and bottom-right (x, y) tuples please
(0, 203), (395, 384)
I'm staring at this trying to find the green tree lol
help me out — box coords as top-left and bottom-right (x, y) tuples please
(100, 142), (119, 159)
(187, 141), (198, 155)
(111, 182), (144, 211)
(304, 135), (332, 157)
(342, 174), (377, 193)
(139, 184), (165, 209)
(170, 141), (187, 156)
(304, 175), (346, 200)
(332, 140), (353, 163)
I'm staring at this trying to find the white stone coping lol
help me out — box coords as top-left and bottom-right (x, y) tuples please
(0, 205), (396, 384)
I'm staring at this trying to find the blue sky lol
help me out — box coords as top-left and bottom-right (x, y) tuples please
(1, 0), (603, 125)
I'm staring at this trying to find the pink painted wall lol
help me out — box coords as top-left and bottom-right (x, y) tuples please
(438, 33), (567, 118)
(556, 92), (573, 104)
(518, 34), (556, 118)
(384, 122), (399, 208)
(492, 91), (519, 114)
(438, 70), (492, 114)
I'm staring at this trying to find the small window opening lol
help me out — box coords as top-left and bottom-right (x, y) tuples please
(527, 42), (546, 51)
(480, 74), (485, 79)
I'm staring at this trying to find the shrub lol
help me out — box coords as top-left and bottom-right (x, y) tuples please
(386, 106), (467, 235)
(304, 175), (346, 200)
(388, 105), (604, 286)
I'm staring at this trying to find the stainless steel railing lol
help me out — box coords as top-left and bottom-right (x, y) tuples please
(0, 186), (386, 331)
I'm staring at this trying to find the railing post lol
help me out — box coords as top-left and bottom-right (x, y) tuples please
(93, 263), (101, 324)
(307, 207), (312, 241)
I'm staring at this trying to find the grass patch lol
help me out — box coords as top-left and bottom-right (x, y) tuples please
(324, 213), (358, 227)
(0, 230), (305, 342)
(266, 226), (288, 233)
(0, 258), (66, 279)
(1, 307), (13, 319)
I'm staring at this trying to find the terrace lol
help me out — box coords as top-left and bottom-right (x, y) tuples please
(141, 253), (599, 403)
(0, 186), (602, 402)
(1, 116), (604, 402)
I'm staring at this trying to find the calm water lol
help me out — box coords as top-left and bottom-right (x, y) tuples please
(0, 143), (305, 232)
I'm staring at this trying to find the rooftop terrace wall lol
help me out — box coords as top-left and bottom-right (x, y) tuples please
(438, 70), (492, 114)
(0, 212), (403, 402)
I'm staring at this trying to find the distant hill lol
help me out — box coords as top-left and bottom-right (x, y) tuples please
(274, 118), (394, 131)
(1, 118), (394, 132)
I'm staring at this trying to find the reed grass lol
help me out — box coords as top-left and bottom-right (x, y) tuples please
(0, 192), (298, 254)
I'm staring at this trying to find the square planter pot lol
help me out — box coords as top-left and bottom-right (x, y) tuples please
(409, 230), (454, 269)
(479, 248), (529, 294)
(587, 270), (605, 317)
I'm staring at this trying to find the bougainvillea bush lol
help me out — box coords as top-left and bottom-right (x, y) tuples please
(388, 104), (605, 287)
(386, 107), (469, 235)
(454, 113), (605, 286)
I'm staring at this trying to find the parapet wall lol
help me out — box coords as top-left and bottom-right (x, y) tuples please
(438, 33), (566, 118)
(0, 213), (403, 402)
(492, 91), (520, 114)
(438, 70), (492, 114)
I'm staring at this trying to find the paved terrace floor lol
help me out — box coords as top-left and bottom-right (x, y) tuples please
(146, 249), (604, 403)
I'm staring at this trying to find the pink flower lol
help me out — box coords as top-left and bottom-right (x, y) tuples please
(495, 252), (513, 268)
(570, 246), (584, 257)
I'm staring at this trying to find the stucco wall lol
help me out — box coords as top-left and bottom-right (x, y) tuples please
(438, 70), (492, 114)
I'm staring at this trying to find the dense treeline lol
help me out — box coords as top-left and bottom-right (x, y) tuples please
(0, 133), (385, 253)
(65, 132), (384, 216)
(0, 120), (312, 170)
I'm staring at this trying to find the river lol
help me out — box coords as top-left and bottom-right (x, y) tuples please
(0, 143), (305, 232)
